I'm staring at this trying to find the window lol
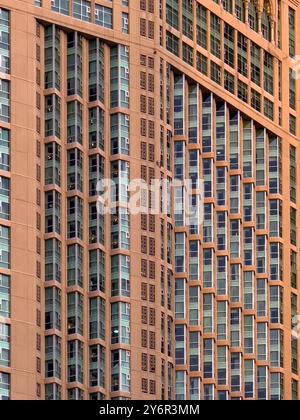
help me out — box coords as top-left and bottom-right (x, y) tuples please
(196, 4), (207, 49)
(67, 33), (83, 97)
(244, 316), (254, 354)
(231, 353), (241, 393)
(237, 32), (248, 77)
(89, 345), (105, 388)
(67, 244), (83, 288)
(224, 24), (234, 68)
(289, 8), (296, 57)
(111, 302), (130, 344)
(73, 0), (91, 22)
(291, 251), (297, 289)
(45, 25), (60, 91)
(270, 286), (283, 324)
(0, 372), (9, 400)
(0, 176), (9, 220)
(231, 309), (241, 347)
(0, 323), (10, 367)
(203, 294), (213, 334)
(122, 12), (129, 34)
(210, 14), (221, 58)
(45, 287), (61, 331)
(174, 77), (185, 136)
(230, 265), (240, 304)
(251, 89), (261, 112)
(45, 239), (61, 283)
(110, 45), (129, 109)
(111, 350), (131, 392)
(0, 128), (9, 172)
(290, 145), (296, 203)
(51, 0), (69, 15)
(211, 62), (221, 85)
(256, 128), (265, 186)
(111, 113), (130, 155)
(95, 5), (113, 29)
(235, 0), (245, 22)
(67, 292), (83, 335)
(182, 0), (193, 40)
(166, 31), (179, 56)
(264, 52), (273, 95)
(261, 2), (272, 41)
(216, 103), (226, 161)
(0, 79), (10, 123)
(289, 68), (296, 110)
(67, 148), (83, 192)
(45, 335), (61, 379)
(67, 340), (83, 384)
(45, 190), (61, 234)
(89, 249), (105, 292)
(45, 383), (61, 400)
(0, 274), (9, 319)
(45, 142), (61, 186)
(89, 107), (104, 150)
(67, 196), (83, 239)
(224, 71), (235, 94)
(203, 339), (214, 378)
(264, 98), (274, 120)
(175, 324), (186, 365)
(0, 9), (9, 74)
(67, 101), (83, 144)
(89, 297), (105, 340)
(89, 39), (104, 103)
(269, 136), (281, 194)
(111, 255), (130, 297)
(0, 225), (9, 269)
(290, 207), (297, 246)
(238, 80), (248, 103)
(182, 43), (193, 66)
(248, 0), (259, 32)
(229, 112), (239, 170)
(45, 94), (61, 138)
(251, 42), (261, 86)
(166, 0), (179, 30)
(175, 279), (185, 319)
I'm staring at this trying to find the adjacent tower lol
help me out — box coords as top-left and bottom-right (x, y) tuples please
(0, 0), (299, 400)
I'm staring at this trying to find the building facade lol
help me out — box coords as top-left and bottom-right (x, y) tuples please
(0, 0), (299, 400)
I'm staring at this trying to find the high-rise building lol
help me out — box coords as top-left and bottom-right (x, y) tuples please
(0, 0), (299, 401)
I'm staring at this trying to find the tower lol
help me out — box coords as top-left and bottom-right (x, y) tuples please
(0, 0), (299, 401)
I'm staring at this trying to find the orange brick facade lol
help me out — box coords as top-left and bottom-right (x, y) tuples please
(0, 0), (299, 401)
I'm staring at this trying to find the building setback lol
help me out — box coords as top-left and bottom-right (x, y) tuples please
(0, 0), (300, 400)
